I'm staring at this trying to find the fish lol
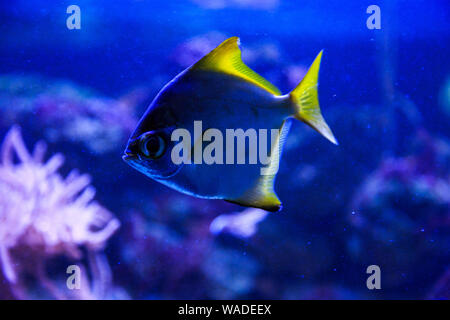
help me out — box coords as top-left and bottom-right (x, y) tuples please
(123, 37), (337, 212)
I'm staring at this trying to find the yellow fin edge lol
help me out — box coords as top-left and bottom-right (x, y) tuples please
(191, 37), (281, 96)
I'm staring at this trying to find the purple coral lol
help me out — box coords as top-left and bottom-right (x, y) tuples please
(0, 75), (138, 154)
(0, 126), (120, 299)
(210, 208), (269, 239)
(347, 131), (450, 291)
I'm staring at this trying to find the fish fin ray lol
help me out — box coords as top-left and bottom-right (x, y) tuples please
(190, 37), (281, 96)
(290, 50), (338, 145)
(226, 170), (281, 212)
(263, 119), (291, 176)
(225, 120), (291, 213)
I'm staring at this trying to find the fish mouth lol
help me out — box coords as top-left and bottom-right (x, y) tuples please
(122, 145), (139, 162)
(122, 154), (137, 162)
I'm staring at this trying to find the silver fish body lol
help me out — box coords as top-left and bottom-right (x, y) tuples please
(123, 37), (337, 211)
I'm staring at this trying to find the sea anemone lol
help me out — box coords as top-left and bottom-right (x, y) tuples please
(0, 126), (120, 299)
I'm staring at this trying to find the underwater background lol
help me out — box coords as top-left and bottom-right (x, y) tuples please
(0, 0), (449, 299)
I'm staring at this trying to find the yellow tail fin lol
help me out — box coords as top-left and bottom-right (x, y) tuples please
(290, 50), (338, 145)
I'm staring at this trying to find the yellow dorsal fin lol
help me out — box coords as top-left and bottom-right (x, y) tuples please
(190, 37), (281, 96)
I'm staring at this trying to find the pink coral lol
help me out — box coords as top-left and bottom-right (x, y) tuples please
(0, 126), (120, 299)
(0, 74), (138, 154)
(210, 208), (269, 238)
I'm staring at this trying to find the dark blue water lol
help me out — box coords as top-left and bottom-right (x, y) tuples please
(0, 0), (448, 299)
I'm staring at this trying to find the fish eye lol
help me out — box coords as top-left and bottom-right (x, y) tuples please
(139, 133), (166, 159)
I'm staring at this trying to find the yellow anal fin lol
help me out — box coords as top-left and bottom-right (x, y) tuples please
(225, 120), (291, 212)
(190, 37), (281, 96)
(225, 167), (281, 212)
(225, 188), (281, 212)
